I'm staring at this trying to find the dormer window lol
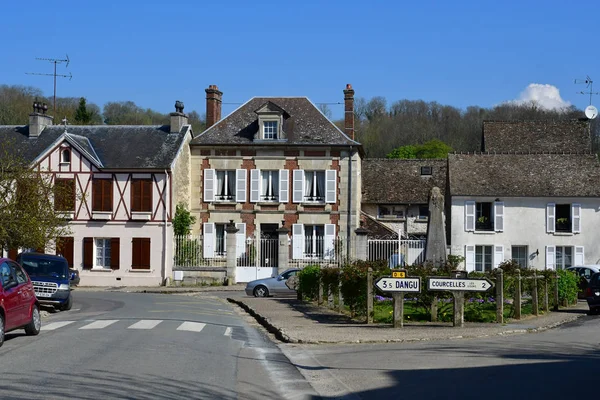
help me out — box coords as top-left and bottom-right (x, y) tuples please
(61, 148), (71, 164)
(263, 121), (278, 139)
(254, 101), (288, 141)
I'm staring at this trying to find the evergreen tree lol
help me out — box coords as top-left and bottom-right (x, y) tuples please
(74, 97), (91, 124)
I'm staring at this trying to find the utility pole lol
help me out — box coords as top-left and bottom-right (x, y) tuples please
(26, 55), (72, 114)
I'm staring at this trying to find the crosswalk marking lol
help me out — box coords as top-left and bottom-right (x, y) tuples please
(224, 327), (232, 337)
(177, 321), (206, 332)
(41, 321), (76, 331)
(128, 320), (163, 330)
(79, 320), (119, 330)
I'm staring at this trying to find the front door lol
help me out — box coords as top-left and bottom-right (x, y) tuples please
(260, 224), (279, 269)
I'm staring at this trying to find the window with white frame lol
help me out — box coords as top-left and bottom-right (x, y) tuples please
(292, 169), (336, 204)
(215, 171), (235, 201)
(263, 121), (278, 139)
(215, 224), (226, 256)
(546, 245), (584, 269)
(250, 169), (288, 203)
(465, 201), (504, 232)
(260, 170), (279, 201)
(305, 225), (325, 258)
(475, 245), (493, 272)
(61, 148), (71, 164)
(304, 171), (325, 202)
(555, 246), (573, 270)
(95, 239), (111, 269)
(203, 169), (247, 203)
(546, 203), (581, 234)
(476, 202), (493, 231)
(378, 205), (405, 219)
(511, 245), (528, 268)
(292, 224), (336, 260)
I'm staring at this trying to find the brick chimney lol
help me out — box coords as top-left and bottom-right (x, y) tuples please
(343, 84), (355, 140)
(28, 100), (53, 139)
(170, 100), (188, 133)
(205, 85), (223, 128)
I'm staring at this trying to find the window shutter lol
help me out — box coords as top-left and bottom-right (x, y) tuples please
(56, 237), (74, 268)
(92, 179), (102, 211)
(103, 179), (113, 212)
(572, 203), (581, 233)
(132, 238), (141, 268)
(323, 224), (336, 260)
(546, 245), (555, 269)
(236, 223), (246, 258)
(575, 246), (584, 265)
(465, 201), (475, 232)
(204, 169), (215, 202)
(110, 238), (120, 270)
(142, 180), (152, 212)
(465, 245), (475, 271)
(292, 170), (304, 203)
(236, 169), (247, 203)
(142, 238), (151, 269)
(131, 180), (141, 211)
(203, 223), (215, 258)
(279, 169), (289, 203)
(494, 245), (504, 269)
(325, 170), (337, 204)
(8, 248), (18, 261)
(546, 203), (555, 233)
(494, 202), (504, 232)
(292, 224), (304, 259)
(250, 169), (260, 203)
(83, 237), (93, 269)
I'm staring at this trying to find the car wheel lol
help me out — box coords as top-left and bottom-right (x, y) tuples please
(253, 285), (269, 298)
(0, 313), (4, 347)
(24, 305), (41, 336)
(60, 295), (73, 311)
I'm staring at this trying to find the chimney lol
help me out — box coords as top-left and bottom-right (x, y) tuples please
(170, 100), (188, 133)
(28, 100), (53, 139)
(205, 84), (223, 128)
(343, 84), (355, 140)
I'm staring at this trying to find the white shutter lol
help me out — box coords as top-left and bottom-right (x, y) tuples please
(494, 245), (504, 269)
(236, 223), (246, 258)
(292, 170), (304, 203)
(575, 246), (584, 265)
(465, 245), (475, 271)
(323, 224), (336, 260)
(546, 203), (555, 233)
(494, 202), (504, 232)
(325, 170), (337, 204)
(203, 223), (215, 258)
(546, 245), (555, 269)
(279, 169), (289, 203)
(203, 169), (215, 202)
(292, 224), (304, 259)
(465, 201), (475, 232)
(236, 169), (247, 203)
(250, 169), (260, 203)
(572, 203), (581, 233)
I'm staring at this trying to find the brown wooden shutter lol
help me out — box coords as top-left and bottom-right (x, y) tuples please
(131, 180), (140, 212)
(56, 237), (74, 268)
(92, 179), (102, 211)
(110, 238), (120, 269)
(141, 238), (151, 268)
(142, 180), (152, 212)
(83, 238), (93, 269)
(103, 179), (113, 212)
(132, 238), (141, 268)
(8, 248), (18, 261)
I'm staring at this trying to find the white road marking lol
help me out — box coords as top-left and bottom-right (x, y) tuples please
(41, 321), (76, 331)
(224, 327), (232, 337)
(128, 320), (163, 330)
(177, 321), (206, 332)
(79, 320), (119, 330)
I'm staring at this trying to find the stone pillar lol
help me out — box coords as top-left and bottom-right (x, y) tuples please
(277, 223), (290, 275)
(354, 225), (369, 261)
(225, 220), (238, 285)
(424, 187), (447, 268)
(495, 268), (504, 324)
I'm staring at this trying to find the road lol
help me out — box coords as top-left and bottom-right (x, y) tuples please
(282, 311), (600, 399)
(0, 291), (316, 400)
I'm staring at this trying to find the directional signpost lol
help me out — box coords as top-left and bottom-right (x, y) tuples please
(374, 270), (421, 328)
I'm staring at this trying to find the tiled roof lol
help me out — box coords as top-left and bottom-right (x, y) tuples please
(190, 97), (359, 146)
(448, 153), (600, 197)
(0, 125), (188, 169)
(482, 120), (591, 153)
(361, 159), (447, 204)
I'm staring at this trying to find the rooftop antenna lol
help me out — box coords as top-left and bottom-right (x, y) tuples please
(575, 75), (599, 106)
(25, 54), (72, 114)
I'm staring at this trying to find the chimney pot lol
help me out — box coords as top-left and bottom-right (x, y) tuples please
(170, 100), (188, 133)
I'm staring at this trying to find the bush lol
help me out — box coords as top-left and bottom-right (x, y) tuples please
(340, 260), (388, 317)
(557, 269), (579, 305)
(298, 265), (321, 300)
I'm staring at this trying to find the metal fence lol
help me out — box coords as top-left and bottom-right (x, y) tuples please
(289, 236), (348, 269)
(367, 237), (426, 266)
(173, 235), (226, 268)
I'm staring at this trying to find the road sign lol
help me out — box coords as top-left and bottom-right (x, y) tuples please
(375, 277), (421, 293)
(427, 277), (494, 292)
(391, 270), (406, 278)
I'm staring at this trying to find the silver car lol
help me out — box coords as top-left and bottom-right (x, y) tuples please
(244, 268), (300, 297)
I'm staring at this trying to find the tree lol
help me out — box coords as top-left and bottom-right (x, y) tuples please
(387, 140), (452, 159)
(386, 145), (418, 159)
(74, 97), (92, 124)
(173, 203), (196, 236)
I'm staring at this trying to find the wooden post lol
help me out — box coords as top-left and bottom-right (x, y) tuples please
(554, 271), (560, 311)
(367, 267), (373, 324)
(543, 276), (549, 312)
(496, 268), (504, 324)
(453, 292), (465, 327)
(532, 272), (539, 316)
(393, 293), (404, 328)
(431, 297), (438, 322)
(514, 269), (521, 320)
(318, 276), (324, 305)
(338, 270), (344, 312)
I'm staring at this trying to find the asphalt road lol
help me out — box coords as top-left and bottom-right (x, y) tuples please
(0, 291), (316, 400)
(282, 312), (600, 399)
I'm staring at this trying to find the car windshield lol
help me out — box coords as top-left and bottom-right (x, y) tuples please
(20, 257), (67, 279)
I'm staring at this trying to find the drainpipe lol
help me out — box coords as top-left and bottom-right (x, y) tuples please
(163, 170), (169, 286)
(346, 145), (353, 259)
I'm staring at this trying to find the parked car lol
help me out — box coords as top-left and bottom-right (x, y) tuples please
(566, 265), (600, 298)
(245, 268), (301, 297)
(585, 272), (600, 314)
(16, 253), (75, 311)
(0, 257), (42, 347)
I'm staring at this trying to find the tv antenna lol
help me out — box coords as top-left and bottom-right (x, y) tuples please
(574, 75), (599, 106)
(25, 54), (72, 114)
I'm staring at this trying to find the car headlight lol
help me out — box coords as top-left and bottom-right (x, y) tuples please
(58, 283), (70, 291)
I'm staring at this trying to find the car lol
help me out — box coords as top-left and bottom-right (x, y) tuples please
(566, 265), (600, 298)
(585, 272), (600, 314)
(0, 257), (42, 347)
(245, 268), (301, 297)
(16, 253), (76, 311)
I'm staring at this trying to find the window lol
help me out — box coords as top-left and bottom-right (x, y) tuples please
(418, 206), (429, 220)
(378, 205), (405, 219)
(93, 178), (113, 212)
(304, 171), (325, 202)
(421, 166), (432, 176)
(132, 238), (151, 270)
(556, 246), (573, 270)
(131, 179), (152, 212)
(511, 246), (528, 268)
(280, 269), (298, 280)
(54, 178), (75, 212)
(0, 262), (11, 287)
(12, 263), (28, 284)
(215, 171), (235, 201)
(293, 170), (336, 204)
(263, 121), (278, 139)
(555, 204), (571, 232)
(476, 202), (493, 231)
(260, 170), (279, 201)
(475, 245), (493, 272)
(61, 148), (71, 164)
(95, 239), (111, 269)
(215, 224), (226, 256)
(547, 203), (581, 234)
(305, 225), (325, 258)
(292, 224), (336, 260)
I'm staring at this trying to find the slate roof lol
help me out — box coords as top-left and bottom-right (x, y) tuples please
(0, 125), (188, 170)
(482, 120), (591, 153)
(448, 153), (600, 197)
(190, 97), (359, 146)
(361, 159), (447, 204)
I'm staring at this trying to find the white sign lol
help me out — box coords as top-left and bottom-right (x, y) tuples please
(375, 277), (421, 293)
(427, 278), (494, 292)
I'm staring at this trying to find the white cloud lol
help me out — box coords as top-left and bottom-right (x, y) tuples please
(510, 83), (571, 111)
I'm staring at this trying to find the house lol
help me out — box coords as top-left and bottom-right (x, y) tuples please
(448, 119), (600, 272)
(0, 101), (193, 286)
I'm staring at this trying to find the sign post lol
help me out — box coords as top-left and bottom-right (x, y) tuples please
(374, 269), (421, 328)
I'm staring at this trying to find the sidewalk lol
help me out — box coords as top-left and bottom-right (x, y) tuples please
(74, 284), (246, 293)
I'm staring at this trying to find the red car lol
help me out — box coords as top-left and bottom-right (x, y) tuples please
(0, 257), (42, 347)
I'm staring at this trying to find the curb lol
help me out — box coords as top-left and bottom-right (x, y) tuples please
(227, 298), (293, 343)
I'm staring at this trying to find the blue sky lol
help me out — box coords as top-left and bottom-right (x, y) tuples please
(2, 0), (598, 120)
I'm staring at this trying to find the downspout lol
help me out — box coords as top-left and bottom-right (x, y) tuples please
(346, 145), (352, 260)
(163, 169), (169, 286)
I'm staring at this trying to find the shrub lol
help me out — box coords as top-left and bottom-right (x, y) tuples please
(298, 265), (321, 300)
(556, 269), (579, 305)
